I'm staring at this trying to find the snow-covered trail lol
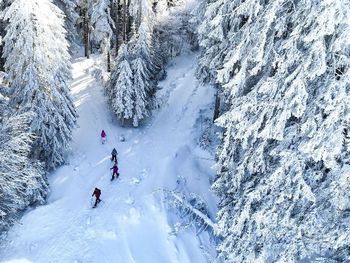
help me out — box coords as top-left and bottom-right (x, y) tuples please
(0, 52), (216, 263)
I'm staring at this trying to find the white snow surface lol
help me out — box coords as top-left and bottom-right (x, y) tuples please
(0, 52), (217, 263)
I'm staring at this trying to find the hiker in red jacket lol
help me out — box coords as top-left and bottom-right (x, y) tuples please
(110, 163), (119, 181)
(92, 187), (101, 208)
(101, 130), (107, 144)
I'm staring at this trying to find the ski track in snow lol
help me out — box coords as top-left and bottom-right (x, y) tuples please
(0, 52), (216, 263)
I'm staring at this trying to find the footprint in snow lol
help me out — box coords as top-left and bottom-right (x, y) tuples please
(130, 177), (141, 185)
(86, 216), (91, 225)
(140, 169), (149, 179)
(123, 207), (141, 224)
(129, 169), (149, 184)
(29, 242), (38, 252)
(125, 197), (135, 205)
(170, 82), (177, 88)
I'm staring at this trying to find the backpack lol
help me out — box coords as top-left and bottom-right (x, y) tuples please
(94, 188), (101, 196)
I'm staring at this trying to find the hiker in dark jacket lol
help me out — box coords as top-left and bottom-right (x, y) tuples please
(111, 148), (118, 162)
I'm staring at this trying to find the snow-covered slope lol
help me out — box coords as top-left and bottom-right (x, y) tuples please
(0, 52), (217, 263)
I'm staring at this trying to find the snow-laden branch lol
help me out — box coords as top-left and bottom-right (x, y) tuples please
(163, 189), (216, 231)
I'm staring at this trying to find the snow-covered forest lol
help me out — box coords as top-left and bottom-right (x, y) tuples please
(0, 0), (350, 262)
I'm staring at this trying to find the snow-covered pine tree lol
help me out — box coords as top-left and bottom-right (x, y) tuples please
(130, 55), (148, 126)
(199, 0), (350, 262)
(109, 44), (134, 124)
(90, 0), (114, 52)
(132, 0), (166, 81)
(154, 0), (197, 59)
(89, 0), (114, 70)
(2, 0), (77, 169)
(132, 21), (157, 93)
(196, 0), (226, 83)
(129, 0), (153, 29)
(55, 0), (80, 46)
(0, 112), (48, 233)
(151, 29), (167, 81)
(129, 24), (152, 126)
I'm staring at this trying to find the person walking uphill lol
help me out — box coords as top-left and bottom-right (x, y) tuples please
(92, 187), (101, 208)
(111, 148), (118, 162)
(101, 130), (107, 144)
(110, 163), (119, 181)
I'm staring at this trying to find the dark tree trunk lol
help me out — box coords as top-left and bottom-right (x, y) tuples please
(111, 0), (120, 54)
(0, 19), (7, 71)
(126, 0), (131, 40)
(213, 89), (221, 122)
(82, 2), (90, 58)
(123, 0), (127, 42)
(107, 50), (111, 72)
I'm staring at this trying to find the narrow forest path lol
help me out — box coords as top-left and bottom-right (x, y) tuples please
(0, 52), (216, 263)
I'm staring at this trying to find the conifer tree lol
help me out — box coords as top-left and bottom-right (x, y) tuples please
(0, 113), (48, 232)
(55, 0), (80, 45)
(132, 21), (157, 94)
(90, 0), (114, 51)
(131, 56), (148, 126)
(109, 44), (134, 123)
(2, 0), (77, 169)
(199, 0), (350, 262)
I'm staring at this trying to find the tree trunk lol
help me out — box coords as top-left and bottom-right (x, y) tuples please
(107, 50), (111, 72)
(0, 18), (8, 71)
(0, 44), (4, 72)
(213, 89), (220, 122)
(111, 0), (120, 54)
(126, 0), (131, 40)
(123, 0), (127, 42)
(83, 2), (90, 58)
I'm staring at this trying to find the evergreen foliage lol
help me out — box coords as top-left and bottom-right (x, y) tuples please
(90, 0), (114, 52)
(198, 0), (350, 261)
(2, 0), (77, 169)
(0, 113), (48, 233)
(131, 22), (157, 95)
(109, 44), (134, 122)
(55, 0), (80, 45)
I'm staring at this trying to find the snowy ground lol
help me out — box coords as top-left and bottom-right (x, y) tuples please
(0, 52), (217, 263)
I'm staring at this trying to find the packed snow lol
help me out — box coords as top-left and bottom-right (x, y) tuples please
(0, 52), (217, 263)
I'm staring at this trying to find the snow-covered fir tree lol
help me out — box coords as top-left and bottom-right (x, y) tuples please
(90, 0), (114, 52)
(108, 14), (159, 126)
(89, 0), (114, 70)
(131, 21), (157, 94)
(130, 56), (148, 126)
(55, 0), (80, 45)
(129, 0), (153, 28)
(195, 0), (219, 82)
(197, 0), (350, 261)
(133, 0), (166, 81)
(154, 0), (197, 59)
(2, 0), (77, 169)
(129, 23), (153, 126)
(109, 44), (134, 124)
(0, 112), (48, 233)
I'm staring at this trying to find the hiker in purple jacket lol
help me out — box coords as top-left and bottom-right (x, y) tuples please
(101, 130), (107, 144)
(110, 163), (119, 181)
